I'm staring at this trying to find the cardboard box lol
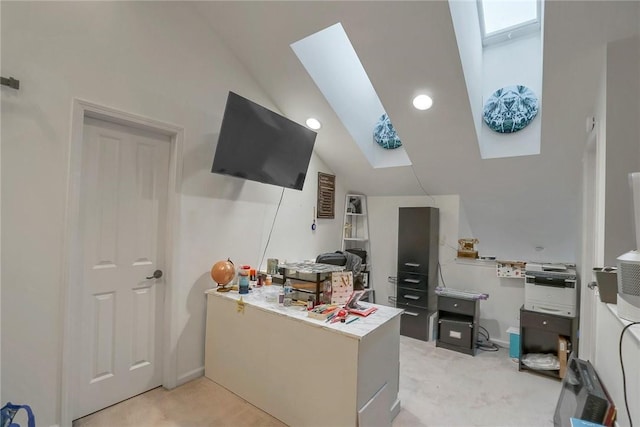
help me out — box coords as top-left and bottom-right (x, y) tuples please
(558, 336), (569, 379)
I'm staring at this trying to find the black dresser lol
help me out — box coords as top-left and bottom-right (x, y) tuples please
(396, 207), (439, 341)
(436, 295), (479, 355)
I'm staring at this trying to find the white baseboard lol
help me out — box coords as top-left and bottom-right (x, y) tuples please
(391, 398), (401, 420)
(176, 366), (204, 386)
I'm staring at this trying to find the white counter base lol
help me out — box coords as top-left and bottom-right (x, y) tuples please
(204, 289), (402, 427)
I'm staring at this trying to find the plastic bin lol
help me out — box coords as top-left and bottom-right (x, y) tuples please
(507, 326), (520, 359)
(593, 268), (617, 304)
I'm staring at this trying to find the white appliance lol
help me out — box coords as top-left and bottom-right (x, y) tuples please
(525, 263), (577, 318)
(615, 172), (640, 322)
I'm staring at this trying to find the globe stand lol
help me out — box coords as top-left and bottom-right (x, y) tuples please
(216, 282), (233, 292)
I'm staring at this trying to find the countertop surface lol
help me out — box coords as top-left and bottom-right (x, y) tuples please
(205, 287), (403, 340)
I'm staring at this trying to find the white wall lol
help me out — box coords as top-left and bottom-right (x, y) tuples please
(448, 0), (483, 142)
(594, 304), (640, 427)
(368, 195), (521, 344)
(0, 2), (345, 425)
(604, 35), (640, 265)
(176, 156), (346, 378)
(590, 34), (640, 427)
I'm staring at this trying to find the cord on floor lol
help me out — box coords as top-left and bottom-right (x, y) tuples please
(476, 325), (500, 352)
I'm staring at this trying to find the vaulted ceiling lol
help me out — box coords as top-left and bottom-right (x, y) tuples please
(193, 1), (640, 259)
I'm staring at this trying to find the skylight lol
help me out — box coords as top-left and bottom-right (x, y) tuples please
(478, 0), (540, 46)
(291, 23), (412, 169)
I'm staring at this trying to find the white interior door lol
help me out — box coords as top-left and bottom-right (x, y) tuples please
(73, 117), (170, 419)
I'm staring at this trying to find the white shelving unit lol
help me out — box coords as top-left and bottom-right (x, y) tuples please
(342, 194), (371, 291)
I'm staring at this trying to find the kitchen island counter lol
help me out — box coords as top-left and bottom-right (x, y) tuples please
(204, 288), (403, 427)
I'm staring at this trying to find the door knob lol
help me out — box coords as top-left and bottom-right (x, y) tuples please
(146, 270), (163, 280)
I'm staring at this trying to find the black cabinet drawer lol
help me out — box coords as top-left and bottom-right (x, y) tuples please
(438, 316), (474, 348)
(520, 309), (572, 335)
(397, 259), (428, 275)
(397, 303), (431, 341)
(397, 288), (428, 308)
(437, 295), (476, 316)
(397, 272), (427, 290)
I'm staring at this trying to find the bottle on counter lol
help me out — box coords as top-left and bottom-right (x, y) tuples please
(278, 286), (285, 305)
(238, 270), (249, 295)
(233, 264), (242, 286)
(241, 265), (251, 280)
(283, 279), (293, 306)
(284, 279), (293, 294)
(307, 296), (314, 310)
(265, 275), (272, 286)
(322, 279), (332, 304)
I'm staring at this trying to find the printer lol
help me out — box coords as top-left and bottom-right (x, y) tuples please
(525, 262), (578, 318)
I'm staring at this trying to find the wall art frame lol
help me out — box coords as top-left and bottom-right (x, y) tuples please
(317, 172), (335, 219)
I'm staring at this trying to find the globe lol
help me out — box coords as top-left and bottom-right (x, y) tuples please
(211, 259), (235, 286)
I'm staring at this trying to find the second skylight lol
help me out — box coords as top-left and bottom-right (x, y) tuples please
(479, 0), (540, 46)
(291, 23), (412, 169)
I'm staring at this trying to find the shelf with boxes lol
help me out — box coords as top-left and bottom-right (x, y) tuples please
(342, 194), (370, 291)
(281, 262), (345, 305)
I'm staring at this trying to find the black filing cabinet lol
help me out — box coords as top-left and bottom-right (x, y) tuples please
(396, 207), (439, 341)
(436, 295), (479, 355)
(519, 306), (578, 379)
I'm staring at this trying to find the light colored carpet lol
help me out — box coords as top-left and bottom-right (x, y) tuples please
(74, 336), (560, 426)
(394, 337), (560, 427)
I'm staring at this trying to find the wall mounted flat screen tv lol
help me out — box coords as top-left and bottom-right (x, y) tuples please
(211, 91), (317, 191)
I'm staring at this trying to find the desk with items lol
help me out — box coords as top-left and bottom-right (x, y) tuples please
(204, 277), (403, 427)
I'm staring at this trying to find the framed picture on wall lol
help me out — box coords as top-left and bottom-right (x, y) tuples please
(317, 172), (335, 219)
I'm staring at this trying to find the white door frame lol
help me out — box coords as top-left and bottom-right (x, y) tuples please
(60, 99), (183, 426)
(579, 129), (598, 361)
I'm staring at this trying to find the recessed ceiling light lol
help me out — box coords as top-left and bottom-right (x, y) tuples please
(306, 118), (321, 130)
(413, 94), (433, 110)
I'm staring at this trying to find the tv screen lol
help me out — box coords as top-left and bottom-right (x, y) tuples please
(211, 91), (317, 191)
